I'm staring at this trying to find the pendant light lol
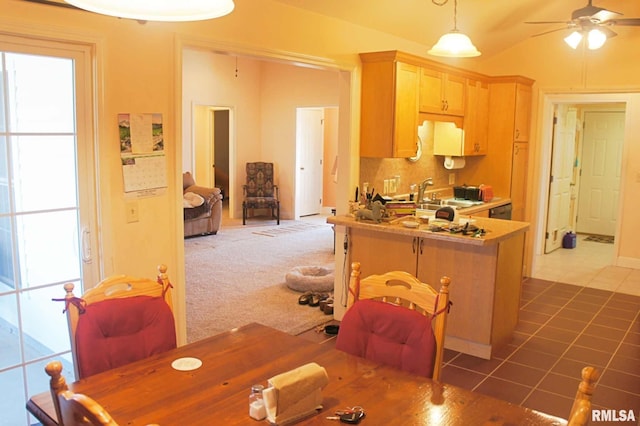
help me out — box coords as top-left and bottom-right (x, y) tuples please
(428, 0), (481, 58)
(65, 0), (235, 22)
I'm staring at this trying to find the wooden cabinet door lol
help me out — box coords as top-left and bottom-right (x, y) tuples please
(348, 228), (417, 278)
(444, 73), (466, 116)
(360, 59), (418, 158)
(511, 142), (529, 221)
(418, 67), (443, 114)
(463, 79), (488, 156)
(419, 67), (464, 116)
(514, 83), (532, 142)
(394, 62), (419, 158)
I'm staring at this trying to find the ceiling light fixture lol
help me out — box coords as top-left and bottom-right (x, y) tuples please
(564, 27), (612, 50)
(428, 0), (481, 57)
(65, 0), (235, 22)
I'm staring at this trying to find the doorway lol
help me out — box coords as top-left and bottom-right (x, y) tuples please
(193, 105), (233, 220)
(0, 37), (99, 426)
(296, 108), (324, 218)
(534, 94), (628, 280)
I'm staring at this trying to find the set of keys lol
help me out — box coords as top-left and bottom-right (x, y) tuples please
(326, 406), (366, 424)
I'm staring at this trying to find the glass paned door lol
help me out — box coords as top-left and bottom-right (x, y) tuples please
(0, 36), (98, 426)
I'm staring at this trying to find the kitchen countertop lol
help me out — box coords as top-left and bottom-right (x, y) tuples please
(327, 207), (528, 246)
(455, 197), (511, 215)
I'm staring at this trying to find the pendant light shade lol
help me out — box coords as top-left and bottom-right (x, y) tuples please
(66, 0), (235, 22)
(428, 0), (481, 58)
(428, 30), (481, 57)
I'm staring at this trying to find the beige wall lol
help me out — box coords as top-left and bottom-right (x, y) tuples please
(3, 0), (640, 338)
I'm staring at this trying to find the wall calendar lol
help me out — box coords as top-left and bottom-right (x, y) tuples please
(119, 113), (167, 196)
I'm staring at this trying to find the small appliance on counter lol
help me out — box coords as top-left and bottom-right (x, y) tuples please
(454, 184), (493, 202)
(453, 185), (482, 201)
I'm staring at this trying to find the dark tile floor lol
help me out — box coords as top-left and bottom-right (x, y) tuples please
(299, 277), (640, 422)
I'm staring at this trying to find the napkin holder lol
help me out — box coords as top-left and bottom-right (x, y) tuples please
(262, 362), (329, 425)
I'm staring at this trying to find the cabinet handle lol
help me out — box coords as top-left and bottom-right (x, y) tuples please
(419, 238), (424, 255)
(412, 237), (417, 254)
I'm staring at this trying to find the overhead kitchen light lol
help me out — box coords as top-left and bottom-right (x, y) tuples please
(564, 27), (612, 50)
(65, 0), (235, 22)
(428, 0), (481, 57)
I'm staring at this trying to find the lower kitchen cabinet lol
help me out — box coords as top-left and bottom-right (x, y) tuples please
(348, 226), (525, 359)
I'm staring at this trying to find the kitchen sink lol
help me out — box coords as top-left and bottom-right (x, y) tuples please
(418, 203), (442, 211)
(443, 198), (484, 208)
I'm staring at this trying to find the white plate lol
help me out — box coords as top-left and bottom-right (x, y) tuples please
(171, 357), (202, 371)
(402, 221), (419, 228)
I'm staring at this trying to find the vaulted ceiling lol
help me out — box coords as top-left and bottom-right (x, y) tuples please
(273, 0), (640, 58)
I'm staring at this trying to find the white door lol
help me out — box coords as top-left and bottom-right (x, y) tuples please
(576, 111), (624, 236)
(296, 108), (324, 217)
(0, 37), (98, 426)
(545, 105), (577, 253)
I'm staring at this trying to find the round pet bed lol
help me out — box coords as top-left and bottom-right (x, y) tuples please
(286, 266), (334, 293)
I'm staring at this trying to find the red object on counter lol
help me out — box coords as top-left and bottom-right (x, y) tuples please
(479, 184), (493, 202)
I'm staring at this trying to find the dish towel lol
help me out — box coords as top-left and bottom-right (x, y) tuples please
(262, 362), (329, 425)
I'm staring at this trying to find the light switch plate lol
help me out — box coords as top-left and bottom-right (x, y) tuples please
(449, 173), (456, 185)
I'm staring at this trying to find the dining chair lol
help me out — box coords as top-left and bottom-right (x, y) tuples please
(242, 162), (280, 225)
(45, 360), (119, 426)
(335, 261), (452, 381)
(567, 366), (599, 426)
(59, 264), (177, 379)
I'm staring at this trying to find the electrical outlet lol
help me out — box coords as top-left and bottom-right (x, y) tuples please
(389, 178), (397, 194)
(449, 173), (456, 185)
(383, 179), (389, 194)
(126, 201), (139, 223)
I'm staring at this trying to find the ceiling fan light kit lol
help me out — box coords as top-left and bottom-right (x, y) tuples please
(428, 0), (481, 58)
(526, 0), (640, 51)
(65, 0), (235, 22)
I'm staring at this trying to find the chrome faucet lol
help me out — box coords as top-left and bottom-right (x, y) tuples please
(417, 177), (434, 203)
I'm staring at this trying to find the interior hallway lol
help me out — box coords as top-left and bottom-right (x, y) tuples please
(532, 233), (640, 297)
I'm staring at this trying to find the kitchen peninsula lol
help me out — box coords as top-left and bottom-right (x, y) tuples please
(328, 213), (529, 359)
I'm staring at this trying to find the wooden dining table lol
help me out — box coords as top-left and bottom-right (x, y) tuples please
(27, 322), (566, 425)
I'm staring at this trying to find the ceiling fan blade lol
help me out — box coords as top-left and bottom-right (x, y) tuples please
(590, 9), (622, 23)
(525, 20), (572, 25)
(531, 27), (570, 38)
(606, 18), (640, 27)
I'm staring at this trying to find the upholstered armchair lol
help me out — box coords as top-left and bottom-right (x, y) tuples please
(183, 172), (223, 237)
(243, 162), (280, 225)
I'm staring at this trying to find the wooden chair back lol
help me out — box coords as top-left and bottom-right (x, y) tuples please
(343, 261), (451, 381)
(45, 361), (118, 426)
(62, 264), (175, 379)
(568, 366), (599, 426)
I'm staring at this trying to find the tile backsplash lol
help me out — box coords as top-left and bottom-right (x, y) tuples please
(359, 122), (454, 199)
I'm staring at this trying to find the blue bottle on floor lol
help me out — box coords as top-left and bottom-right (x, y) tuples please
(562, 231), (577, 249)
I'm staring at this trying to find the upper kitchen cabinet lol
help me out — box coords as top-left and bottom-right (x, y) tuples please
(419, 67), (465, 116)
(490, 78), (533, 143)
(463, 78), (489, 155)
(432, 78), (488, 157)
(360, 52), (419, 158)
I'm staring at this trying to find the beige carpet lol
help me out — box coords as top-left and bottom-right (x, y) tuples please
(185, 217), (335, 343)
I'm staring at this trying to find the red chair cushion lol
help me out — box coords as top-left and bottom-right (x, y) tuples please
(335, 299), (436, 377)
(75, 296), (177, 378)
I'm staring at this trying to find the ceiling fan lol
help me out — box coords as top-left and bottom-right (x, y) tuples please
(525, 0), (640, 49)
